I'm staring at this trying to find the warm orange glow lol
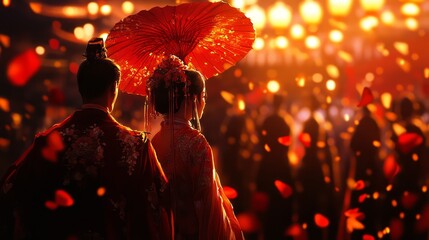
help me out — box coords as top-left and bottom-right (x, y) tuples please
(268, 2), (292, 29)
(300, 0), (323, 25)
(360, 0), (385, 12)
(290, 24), (305, 39)
(405, 18), (418, 31)
(328, 0), (352, 17)
(122, 1), (135, 14)
(97, 187), (106, 197)
(305, 35), (320, 49)
(275, 36), (288, 49)
(401, 3), (420, 17)
(381, 10), (395, 25)
(314, 213), (330, 228)
(326, 79), (336, 91)
(100, 4), (112, 15)
(3, 0), (10, 7)
(253, 37), (265, 50)
(87, 2), (99, 15)
(267, 80), (280, 93)
(245, 5), (266, 31)
(329, 30), (343, 43)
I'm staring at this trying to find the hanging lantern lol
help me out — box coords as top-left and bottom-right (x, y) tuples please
(268, 2), (292, 30)
(300, 0), (323, 25)
(360, 0), (385, 12)
(328, 0), (353, 17)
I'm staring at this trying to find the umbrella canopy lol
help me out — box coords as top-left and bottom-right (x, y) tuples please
(106, 1), (255, 96)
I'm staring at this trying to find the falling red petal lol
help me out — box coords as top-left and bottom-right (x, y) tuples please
(397, 132), (423, 154)
(223, 186), (238, 199)
(284, 223), (303, 237)
(274, 180), (293, 198)
(355, 180), (365, 190)
(55, 189), (74, 207)
(7, 49), (41, 87)
(41, 146), (58, 162)
(345, 208), (365, 220)
(277, 136), (291, 146)
(236, 212), (260, 233)
(314, 213), (330, 228)
(69, 62), (79, 75)
(299, 133), (311, 148)
(383, 154), (400, 182)
(47, 130), (65, 151)
(357, 87), (374, 107)
(362, 234), (375, 240)
(358, 193), (368, 203)
(45, 200), (58, 210)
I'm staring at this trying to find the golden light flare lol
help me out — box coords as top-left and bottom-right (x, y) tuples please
(305, 35), (321, 49)
(405, 18), (418, 30)
(122, 1), (135, 15)
(267, 80), (280, 93)
(381, 10), (395, 25)
(394, 42), (409, 55)
(238, 99), (246, 111)
(329, 30), (343, 43)
(30, 2), (87, 18)
(0, 97), (10, 112)
(401, 3), (420, 16)
(2, 0), (10, 7)
(97, 187), (106, 197)
(100, 4), (112, 15)
(268, 2), (292, 29)
(312, 73), (323, 83)
(220, 91), (235, 104)
(300, 0), (323, 25)
(253, 37), (265, 50)
(290, 24), (305, 39)
(360, 16), (379, 31)
(326, 64), (340, 79)
(245, 5), (266, 31)
(424, 68), (429, 78)
(275, 36), (289, 49)
(396, 57), (411, 72)
(338, 51), (353, 63)
(326, 79), (336, 91)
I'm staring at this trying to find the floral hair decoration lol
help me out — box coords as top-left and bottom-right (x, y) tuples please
(147, 55), (189, 91)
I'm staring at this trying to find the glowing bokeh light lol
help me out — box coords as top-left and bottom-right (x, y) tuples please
(405, 18), (418, 31)
(290, 24), (305, 39)
(231, 0), (245, 9)
(267, 80), (280, 93)
(360, 16), (379, 31)
(3, 0), (10, 7)
(326, 79), (336, 91)
(275, 36), (288, 49)
(312, 73), (323, 83)
(381, 10), (395, 25)
(329, 30), (343, 43)
(401, 3), (420, 17)
(99, 32), (108, 41)
(300, 0), (323, 25)
(328, 0), (352, 17)
(74, 27), (84, 40)
(35, 46), (45, 55)
(253, 37), (265, 50)
(305, 35), (320, 49)
(87, 2), (99, 15)
(268, 2), (292, 29)
(100, 4), (112, 16)
(122, 1), (134, 14)
(326, 64), (339, 78)
(83, 23), (94, 40)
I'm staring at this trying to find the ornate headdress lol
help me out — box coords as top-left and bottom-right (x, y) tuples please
(147, 55), (189, 91)
(83, 37), (107, 60)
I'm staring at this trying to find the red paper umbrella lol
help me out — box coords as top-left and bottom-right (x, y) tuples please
(106, 2), (255, 95)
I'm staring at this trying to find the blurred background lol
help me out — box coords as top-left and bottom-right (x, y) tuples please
(1, 0), (429, 239)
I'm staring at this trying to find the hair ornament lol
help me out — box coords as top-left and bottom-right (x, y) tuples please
(147, 55), (189, 91)
(84, 37), (107, 61)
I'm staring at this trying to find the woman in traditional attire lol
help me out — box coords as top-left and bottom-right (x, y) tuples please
(149, 55), (244, 240)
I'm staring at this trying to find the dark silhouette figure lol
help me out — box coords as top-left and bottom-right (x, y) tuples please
(388, 97), (427, 240)
(349, 106), (381, 239)
(296, 96), (336, 240)
(0, 39), (171, 239)
(256, 94), (293, 240)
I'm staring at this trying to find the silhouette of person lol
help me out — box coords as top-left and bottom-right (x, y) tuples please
(0, 38), (171, 239)
(296, 95), (336, 240)
(256, 94), (293, 240)
(389, 96), (427, 240)
(349, 106), (381, 239)
(149, 55), (243, 239)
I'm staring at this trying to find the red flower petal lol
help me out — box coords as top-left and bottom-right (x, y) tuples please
(355, 180), (365, 191)
(277, 136), (291, 146)
(357, 87), (374, 107)
(397, 132), (423, 154)
(45, 200), (58, 210)
(55, 189), (74, 207)
(363, 234), (375, 240)
(359, 193), (368, 203)
(299, 133), (311, 148)
(223, 186), (238, 200)
(383, 154), (400, 182)
(314, 213), (330, 228)
(274, 180), (293, 199)
(7, 49), (41, 87)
